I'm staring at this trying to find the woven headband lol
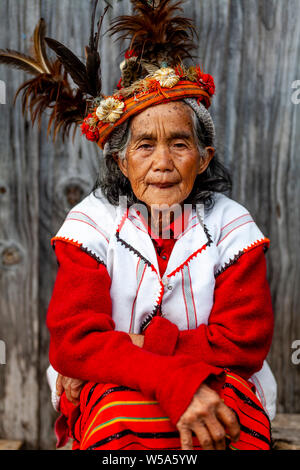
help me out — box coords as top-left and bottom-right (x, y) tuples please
(0, 1), (216, 151)
(81, 73), (214, 149)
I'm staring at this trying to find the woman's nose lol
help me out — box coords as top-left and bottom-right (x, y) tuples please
(152, 145), (174, 171)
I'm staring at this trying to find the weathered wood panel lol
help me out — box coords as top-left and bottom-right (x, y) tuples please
(0, 0), (41, 449)
(272, 413), (300, 449)
(0, 0), (299, 448)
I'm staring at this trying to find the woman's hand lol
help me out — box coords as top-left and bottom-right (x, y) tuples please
(176, 382), (240, 450)
(56, 374), (86, 406)
(128, 333), (144, 348)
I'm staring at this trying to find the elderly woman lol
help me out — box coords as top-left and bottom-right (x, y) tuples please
(0, 0), (276, 452)
(44, 0), (277, 452)
(46, 87), (276, 450)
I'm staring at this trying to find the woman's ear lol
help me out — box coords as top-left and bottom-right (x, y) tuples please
(198, 146), (215, 175)
(114, 153), (129, 178)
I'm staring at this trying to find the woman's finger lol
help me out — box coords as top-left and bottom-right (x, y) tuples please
(178, 426), (194, 450)
(61, 377), (84, 405)
(56, 374), (63, 396)
(70, 388), (81, 404)
(64, 387), (72, 403)
(61, 377), (72, 402)
(69, 394), (80, 406)
(192, 422), (214, 450)
(217, 402), (240, 443)
(204, 414), (226, 450)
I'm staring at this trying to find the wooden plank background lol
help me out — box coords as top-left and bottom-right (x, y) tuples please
(0, 0), (299, 449)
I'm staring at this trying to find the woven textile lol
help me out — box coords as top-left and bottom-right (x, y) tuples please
(60, 371), (271, 451)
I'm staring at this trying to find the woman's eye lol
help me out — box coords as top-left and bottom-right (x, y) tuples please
(174, 142), (187, 148)
(138, 144), (152, 150)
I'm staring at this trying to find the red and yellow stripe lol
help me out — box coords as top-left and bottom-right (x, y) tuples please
(62, 371), (272, 451)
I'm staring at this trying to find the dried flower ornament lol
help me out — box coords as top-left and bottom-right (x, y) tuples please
(95, 97), (125, 123)
(151, 67), (179, 88)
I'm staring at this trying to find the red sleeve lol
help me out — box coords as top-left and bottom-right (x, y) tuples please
(46, 240), (224, 425)
(143, 245), (274, 380)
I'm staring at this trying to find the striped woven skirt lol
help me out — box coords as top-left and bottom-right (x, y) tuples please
(58, 371), (271, 451)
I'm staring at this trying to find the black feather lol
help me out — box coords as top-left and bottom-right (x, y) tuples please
(44, 37), (92, 95)
(90, 0), (100, 50)
(85, 2), (110, 97)
(85, 47), (101, 97)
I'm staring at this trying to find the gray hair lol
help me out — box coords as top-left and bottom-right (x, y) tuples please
(183, 98), (215, 149)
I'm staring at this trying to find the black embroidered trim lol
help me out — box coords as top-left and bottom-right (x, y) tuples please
(116, 231), (152, 268)
(116, 231), (164, 333)
(215, 240), (270, 278)
(80, 246), (106, 266)
(215, 250), (244, 278)
(116, 220), (214, 331)
(167, 222), (214, 279)
(203, 223), (214, 247)
(140, 304), (161, 333)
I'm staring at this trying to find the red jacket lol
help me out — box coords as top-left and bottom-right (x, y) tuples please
(47, 235), (274, 425)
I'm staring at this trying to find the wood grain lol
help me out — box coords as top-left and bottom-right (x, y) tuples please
(0, 0), (299, 448)
(0, 0), (41, 449)
(272, 413), (300, 449)
(0, 439), (23, 450)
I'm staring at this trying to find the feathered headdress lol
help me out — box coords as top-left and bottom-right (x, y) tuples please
(0, 0), (107, 141)
(0, 0), (216, 148)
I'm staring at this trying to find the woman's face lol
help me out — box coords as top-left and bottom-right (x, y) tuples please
(117, 102), (214, 209)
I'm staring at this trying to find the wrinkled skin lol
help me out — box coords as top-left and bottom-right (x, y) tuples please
(117, 102), (214, 224)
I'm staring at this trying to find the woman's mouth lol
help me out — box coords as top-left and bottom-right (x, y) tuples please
(150, 182), (176, 189)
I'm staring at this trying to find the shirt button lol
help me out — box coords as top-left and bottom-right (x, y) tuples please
(161, 255), (167, 260)
(167, 285), (173, 291)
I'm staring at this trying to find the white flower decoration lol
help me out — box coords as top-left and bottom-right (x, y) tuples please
(96, 97), (125, 123)
(152, 67), (179, 88)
